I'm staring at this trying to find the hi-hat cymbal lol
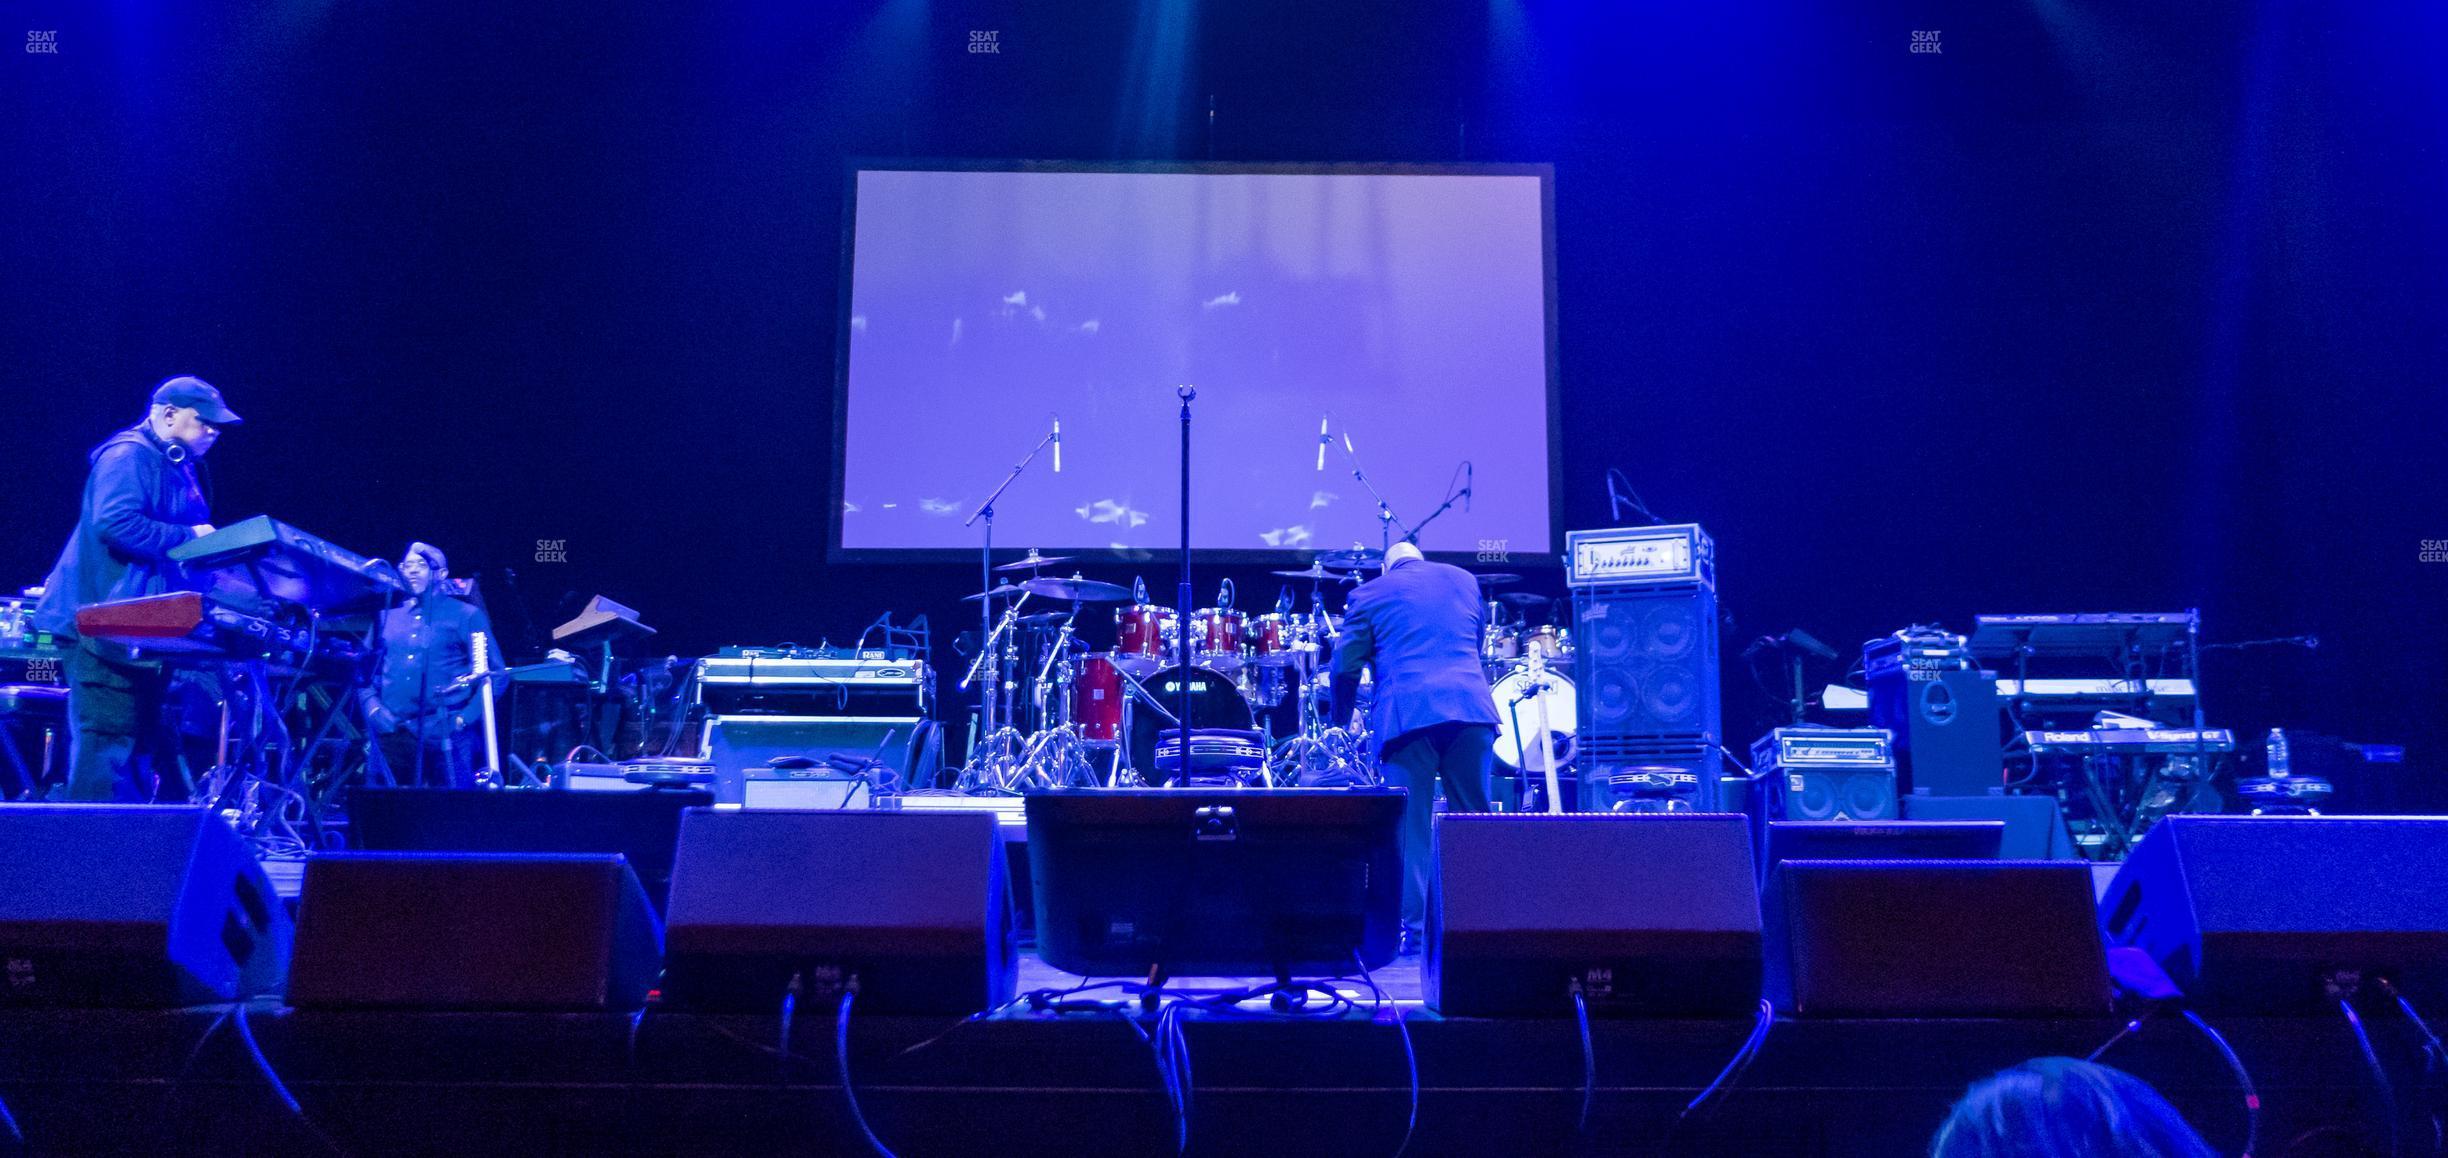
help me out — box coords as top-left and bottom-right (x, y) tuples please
(1498, 591), (1554, 608)
(1023, 576), (1131, 603)
(995, 551), (1077, 573)
(1272, 563), (1350, 580)
(1315, 548), (1383, 570)
(1472, 572), (1524, 588)
(961, 583), (1027, 602)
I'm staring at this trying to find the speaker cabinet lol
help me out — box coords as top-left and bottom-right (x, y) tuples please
(0, 805), (289, 1006)
(1775, 766), (1898, 822)
(1868, 668), (2002, 797)
(663, 810), (1015, 1015)
(287, 853), (661, 1010)
(2101, 816), (2448, 1011)
(1428, 813), (1760, 1017)
(1574, 586), (1721, 745)
(1766, 860), (2110, 1017)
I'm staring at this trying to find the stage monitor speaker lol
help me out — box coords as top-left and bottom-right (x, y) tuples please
(0, 805), (289, 1007)
(287, 852), (660, 1010)
(1901, 793), (2076, 859)
(662, 809), (1015, 1015)
(1766, 860), (2110, 1017)
(1868, 668), (2003, 797)
(346, 785), (711, 915)
(2100, 816), (2448, 1012)
(1428, 813), (1760, 1017)
(1574, 585), (1721, 746)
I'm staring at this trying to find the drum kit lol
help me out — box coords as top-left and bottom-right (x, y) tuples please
(955, 552), (1383, 793)
(952, 551), (1581, 805)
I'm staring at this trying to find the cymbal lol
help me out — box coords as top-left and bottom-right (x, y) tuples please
(1498, 591), (1554, 608)
(1271, 563), (1356, 580)
(995, 551), (1077, 573)
(1315, 548), (1383, 570)
(961, 583), (1026, 603)
(1472, 572), (1524, 588)
(1017, 611), (1071, 627)
(1023, 576), (1131, 603)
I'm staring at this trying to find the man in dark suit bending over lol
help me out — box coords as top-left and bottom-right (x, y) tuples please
(1331, 540), (1500, 951)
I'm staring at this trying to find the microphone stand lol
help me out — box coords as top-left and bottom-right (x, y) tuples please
(1408, 462), (1473, 547)
(1338, 432), (1418, 556)
(1175, 386), (1196, 780)
(963, 427), (1058, 758)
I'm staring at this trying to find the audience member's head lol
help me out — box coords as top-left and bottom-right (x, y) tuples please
(1931, 1057), (2216, 1158)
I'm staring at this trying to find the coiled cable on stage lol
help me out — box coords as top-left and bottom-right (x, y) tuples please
(834, 987), (898, 1158)
(231, 1003), (343, 1155)
(2181, 1009), (2261, 1158)
(1683, 999), (1777, 1121)
(2338, 996), (2401, 1158)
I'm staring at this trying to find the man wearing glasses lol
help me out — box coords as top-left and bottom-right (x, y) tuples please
(31, 376), (237, 801)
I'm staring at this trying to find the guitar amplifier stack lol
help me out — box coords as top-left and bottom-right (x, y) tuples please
(694, 648), (935, 805)
(1566, 525), (1723, 812)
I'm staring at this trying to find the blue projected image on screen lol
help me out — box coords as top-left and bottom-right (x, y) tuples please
(839, 167), (1554, 555)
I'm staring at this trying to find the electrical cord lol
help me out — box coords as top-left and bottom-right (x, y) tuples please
(0, 1077), (22, 1152)
(834, 987), (898, 1158)
(1350, 951), (1419, 1158)
(2340, 997), (2402, 1158)
(231, 1003), (344, 1156)
(2182, 1009), (2261, 1158)
(2377, 980), (2448, 1154)
(1683, 1000), (1776, 1121)
(1572, 984), (1596, 1134)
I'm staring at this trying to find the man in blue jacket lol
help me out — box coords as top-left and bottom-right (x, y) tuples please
(32, 377), (239, 801)
(1331, 541), (1500, 950)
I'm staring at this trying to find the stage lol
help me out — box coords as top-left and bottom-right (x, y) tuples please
(0, 947), (2411, 1157)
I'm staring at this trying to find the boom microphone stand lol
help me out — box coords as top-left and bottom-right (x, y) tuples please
(963, 422), (1059, 757)
(1338, 430), (1418, 556)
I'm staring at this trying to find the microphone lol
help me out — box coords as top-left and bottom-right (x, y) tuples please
(1316, 416), (1330, 471)
(1605, 469), (1624, 522)
(1051, 415), (1062, 473)
(1218, 577), (1234, 610)
(1463, 462), (1474, 513)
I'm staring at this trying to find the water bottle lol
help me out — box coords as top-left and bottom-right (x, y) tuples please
(2265, 727), (2291, 778)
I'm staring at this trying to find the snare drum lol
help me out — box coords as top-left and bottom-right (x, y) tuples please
(1128, 665), (1256, 785)
(1072, 654), (1126, 745)
(1113, 604), (1175, 676)
(1186, 608), (1247, 671)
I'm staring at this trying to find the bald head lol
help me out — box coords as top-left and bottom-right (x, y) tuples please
(1383, 541), (1425, 572)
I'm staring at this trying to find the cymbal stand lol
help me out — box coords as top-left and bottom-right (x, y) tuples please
(956, 592), (1034, 792)
(1008, 604), (1100, 791)
(1335, 428), (1417, 556)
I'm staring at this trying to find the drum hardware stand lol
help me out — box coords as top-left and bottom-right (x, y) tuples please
(963, 422), (1060, 763)
(956, 592), (1037, 793)
(1406, 460), (1474, 546)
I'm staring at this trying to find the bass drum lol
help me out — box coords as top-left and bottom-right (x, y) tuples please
(1128, 666), (1256, 786)
(1491, 667), (1577, 776)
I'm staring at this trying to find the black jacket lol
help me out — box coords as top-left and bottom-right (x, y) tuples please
(33, 427), (210, 639)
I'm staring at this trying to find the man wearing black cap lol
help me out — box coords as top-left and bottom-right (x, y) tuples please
(360, 542), (502, 788)
(32, 376), (241, 801)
